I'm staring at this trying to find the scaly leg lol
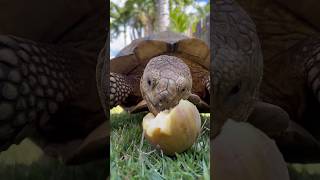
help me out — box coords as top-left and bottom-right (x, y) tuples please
(110, 72), (133, 108)
(0, 35), (104, 159)
(248, 101), (320, 163)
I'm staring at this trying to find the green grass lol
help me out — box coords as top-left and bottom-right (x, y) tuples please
(110, 106), (210, 179)
(0, 139), (107, 180)
(0, 159), (107, 180)
(289, 164), (320, 180)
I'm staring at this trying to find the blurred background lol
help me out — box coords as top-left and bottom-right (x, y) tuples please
(110, 0), (210, 58)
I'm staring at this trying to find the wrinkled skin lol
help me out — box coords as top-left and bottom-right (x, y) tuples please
(211, 0), (263, 138)
(212, 0), (320, 174)
(211, 0), (272, 178)
(140, 55), (192, 115)
(0, 0), (108, 164)
(236, 0), (320, 163)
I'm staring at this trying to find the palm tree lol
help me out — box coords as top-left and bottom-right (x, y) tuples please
(110, 0), (156, 42)
(157, 0), (170, 32)
(127, 0), (156, 36)
(110, 2), (130, 45)
(169, 0), (209, 34)
(111, 0), (209, 41)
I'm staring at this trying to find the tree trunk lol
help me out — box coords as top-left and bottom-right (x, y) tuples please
(157, 0), (170, 32)
(131, 27), (137, 40)
(123, 24), (127, 46)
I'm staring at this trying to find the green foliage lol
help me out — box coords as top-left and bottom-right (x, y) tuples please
(192, 3), (209, 30)
(110, 2), (124, 39)
(170, 0), (193, 7)
(288, 164), (320, 180)
(168, 0), (210, 33)
(111, 0), (210, 40)
(110, 109), (210, 179)
(110, 0), (156, 40)
(170, 6), (190, 32)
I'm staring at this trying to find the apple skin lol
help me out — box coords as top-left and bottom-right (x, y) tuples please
(142, 100), (201, 155)
(212, 119), (289, 180)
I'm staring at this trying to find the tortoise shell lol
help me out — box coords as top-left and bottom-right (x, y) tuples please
(111, 31), (209, 73)
(110, 31), (210, 112)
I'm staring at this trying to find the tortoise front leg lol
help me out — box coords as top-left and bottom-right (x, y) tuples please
(110, 72), (133, 108)
(247, 101), (289, 135)
(188, 94), (210, 111)
(248, 101), (320, 163)
(187, 75), (210, 111)
(0, 35), (103, 152)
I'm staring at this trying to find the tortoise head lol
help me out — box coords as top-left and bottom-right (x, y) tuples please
(140, 55), (192, 115)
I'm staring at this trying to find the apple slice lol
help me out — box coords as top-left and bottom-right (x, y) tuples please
(142, 99), (201, 155)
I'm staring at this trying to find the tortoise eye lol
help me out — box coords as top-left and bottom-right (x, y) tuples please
(229, 82), (241, 95)
(182, 88), (186, 92)
(147, 79), (152, 86)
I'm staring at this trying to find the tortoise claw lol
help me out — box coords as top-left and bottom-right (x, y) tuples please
(248, 102), (320, 163)
(126, 100), (148, 114)
(275, 120), (320, 163)
(248, 101), (289, 136)
(39, 121), (109, 165)
(63, 121), (109, 164)
(188, 93), (210, 111)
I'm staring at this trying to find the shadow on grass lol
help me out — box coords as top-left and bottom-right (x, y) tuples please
(0, 158), (108, 180)
(289, 165), (320, 180)
(0, 138), (108, 180)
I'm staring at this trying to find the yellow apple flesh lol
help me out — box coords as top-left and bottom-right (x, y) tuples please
(142, 99), (201, 155)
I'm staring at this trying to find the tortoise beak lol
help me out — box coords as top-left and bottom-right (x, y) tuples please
(143, 94), (160, 115)
(146, 94), (179, 116)
(149, 102), (160, 116)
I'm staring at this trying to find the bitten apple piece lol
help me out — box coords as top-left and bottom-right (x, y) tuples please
(142, 99), (201, 155)
(212, 119), (289, 180)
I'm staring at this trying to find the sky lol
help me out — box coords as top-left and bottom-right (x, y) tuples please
(110, 0), (209, 58)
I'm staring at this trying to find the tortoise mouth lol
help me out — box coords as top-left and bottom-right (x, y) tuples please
(144, 94), (161, 115)
(145, 93), (181, 115)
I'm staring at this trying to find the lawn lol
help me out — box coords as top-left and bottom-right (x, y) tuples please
(110, 106), (320, 180)
(0, 138), (108, 180)
(110, 106), (210, 180)
(289, 164), (320, 180)
(3, 107), (320, 180)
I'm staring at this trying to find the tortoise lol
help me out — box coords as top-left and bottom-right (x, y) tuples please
(237, 0), (320, 163)
(0, 0), (108, 164)
(212, 0), (320, 163)
(109, 31), (210, 115)
(211, 0), (263, 138)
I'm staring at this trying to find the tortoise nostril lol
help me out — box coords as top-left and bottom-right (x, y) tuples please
(229, 82), (241, 95)
(158, 96), (168, 107)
